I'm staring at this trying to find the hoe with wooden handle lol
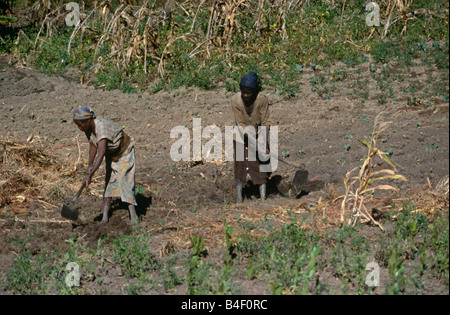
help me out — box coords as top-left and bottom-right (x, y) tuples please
(61, 182), (86, 221)
(233, 121), (309, 187)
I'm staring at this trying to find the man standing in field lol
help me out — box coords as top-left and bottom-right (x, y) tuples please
(231, 72), (271, 203)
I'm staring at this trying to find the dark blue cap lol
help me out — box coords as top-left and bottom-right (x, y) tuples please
(240, 72), (259, 90)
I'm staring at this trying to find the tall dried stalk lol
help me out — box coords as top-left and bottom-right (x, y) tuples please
(340, 113), (407, 231)
(380, 0), (425, 38)
(206, 0), (246, 48)
(12, 0), (436, 83)
(92, 1), (168, 75)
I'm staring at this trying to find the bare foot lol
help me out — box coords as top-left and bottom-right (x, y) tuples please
(130, 216), (139, 226)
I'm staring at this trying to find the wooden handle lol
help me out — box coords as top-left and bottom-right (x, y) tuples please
(273, 155), (302, 168)
(232, 119), (303, 169)
(72, 182), (86, 203)
(246, 147), (303, 169)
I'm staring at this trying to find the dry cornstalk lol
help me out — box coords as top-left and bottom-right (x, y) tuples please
(380, 0), (417, 38)
(206, 0), (246, 48)
(157, 33), (195, 78)
(340, 113), (407, 231)
(91, 1), (169, 75)
(67, 1), (105, 55)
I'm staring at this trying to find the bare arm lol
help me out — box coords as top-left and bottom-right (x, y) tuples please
(88, 142), (97, 171)
(84, 138), (107, 186)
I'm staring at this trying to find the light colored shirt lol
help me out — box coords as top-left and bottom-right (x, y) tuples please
(88, 117), (123, 153)
(231, 93), (270, 145)
(231, 93), (270, 129)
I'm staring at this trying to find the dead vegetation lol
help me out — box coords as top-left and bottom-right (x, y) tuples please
(10, 0), (440, 81)
(0, 136), (79, 215)
(405, 175), (449, 221)
(339, 113), (407, 231)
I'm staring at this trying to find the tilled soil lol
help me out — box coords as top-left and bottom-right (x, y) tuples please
(0, 53), (448, 294)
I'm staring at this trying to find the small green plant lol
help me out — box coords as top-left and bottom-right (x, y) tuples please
(112, 229), (159, 279)
(6, 246), (47, 294)
(136, 183), (144, 195)
(428, 208), (449, 282)
(387, 249), (406, 295)
(161, 265), (183, 292)
(186, 235), (211, 295)
(5, 227), (78, 295)
(216, 220), (237, 294)
(236, 215), (325, 295)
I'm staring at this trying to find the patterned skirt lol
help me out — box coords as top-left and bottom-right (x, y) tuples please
(104, 145), (137, 206)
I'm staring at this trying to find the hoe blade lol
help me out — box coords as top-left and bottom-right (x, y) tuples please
(61, 204), (78, 221)
(292, 169), (309, 187)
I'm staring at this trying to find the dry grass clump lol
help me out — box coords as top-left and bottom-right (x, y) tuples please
(402, 176), (449, 221)
(0, 137), (76, 215)
(1, 137), (55, 168)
